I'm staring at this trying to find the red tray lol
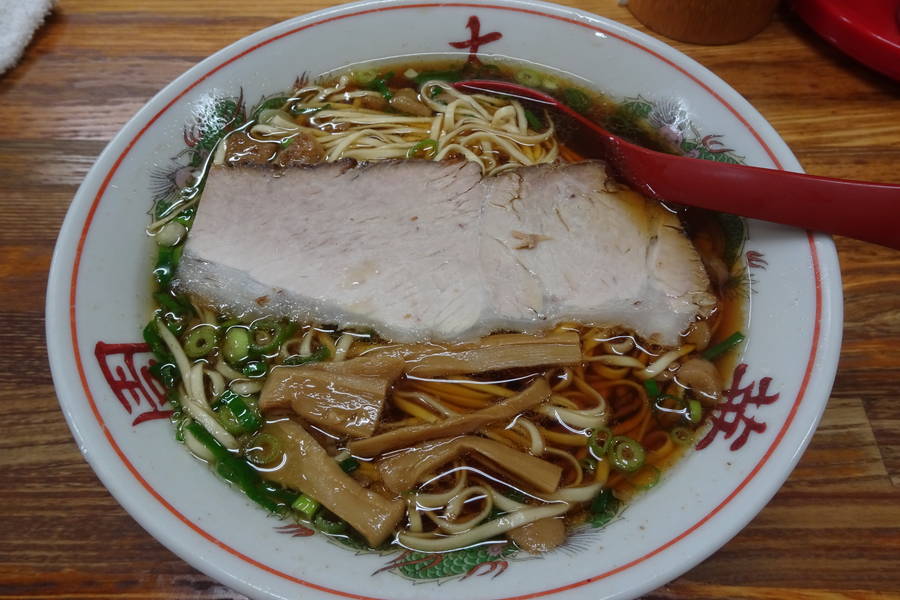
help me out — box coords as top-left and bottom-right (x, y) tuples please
(792, 0), (900, 81)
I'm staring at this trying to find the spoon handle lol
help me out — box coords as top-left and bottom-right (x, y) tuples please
(453, 80), (900, 249)
(615, 142), (900, 249)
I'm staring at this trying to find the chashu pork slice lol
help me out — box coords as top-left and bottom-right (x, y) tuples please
(177, 159), (714, 345)
(480, 162), (715, 344)
(178, 160), (490, 341)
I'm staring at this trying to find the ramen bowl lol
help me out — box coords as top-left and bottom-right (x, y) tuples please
(45, 1), (842, 598)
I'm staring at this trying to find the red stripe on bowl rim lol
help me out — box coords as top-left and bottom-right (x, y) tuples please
(66, 4), (822, 599)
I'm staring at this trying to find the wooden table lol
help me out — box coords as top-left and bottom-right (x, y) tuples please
(2, 1), (898, 598)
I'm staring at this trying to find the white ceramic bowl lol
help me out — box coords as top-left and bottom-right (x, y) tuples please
(46, 1), (843, 598)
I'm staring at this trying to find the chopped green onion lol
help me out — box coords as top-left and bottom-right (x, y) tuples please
(523, 109), (543, 131)
(563, 88), (592, 114)
(514, 69), (542, 87)
(702, 331), (745, 360)
(626, 465), (661, 490)
(588, 426), (613, 460)
(242, 361), (268, 378)
(183, 325), (218, 359)
(245, 431), (281, 465)
(589, 488), (620, 528)
(643, 379), (660, 399)
(143, 319), (171, 361)
(251, 96), (289, 121)
(352, 68), (379, 86)
(369, 71), (395, 100)
(540, 78), (559, 91)
(183, 421), (282, 513)
(214, 404), (244, 435)
(314, 511), (347, 534)
(173, 415), (186, 442)
(406, 138), (438, 159)
(153, 245), (183, 288)
(223, 326), (251, 364)
(219, 390), (263, 433)
(144, 320), (179, 388)
(149, 361), (178, 389)
(686, 398), (703, 424)
(262, 481), (299, 506)
(413, 69), (463, 86)
(283, 346), (331, 366)
(609, 436), (645, 472)
(339, 457), (360, 473)
(670, 427), (694, 446)
(249, 320), (295, 355)
(153, 292), (191, 316)
(291, 494), (321, 518)
(173, 205), (196, 227)
(279, 137), (294, 148)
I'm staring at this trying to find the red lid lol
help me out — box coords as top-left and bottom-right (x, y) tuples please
(791, 0), (900, 80)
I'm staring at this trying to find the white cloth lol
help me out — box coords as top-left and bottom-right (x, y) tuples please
(0, 0), (55, 75)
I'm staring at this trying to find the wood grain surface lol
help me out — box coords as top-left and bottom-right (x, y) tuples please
(2, 1), (898, 599)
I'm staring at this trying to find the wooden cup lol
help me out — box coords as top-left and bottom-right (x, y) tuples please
(626, 0), (780, 45)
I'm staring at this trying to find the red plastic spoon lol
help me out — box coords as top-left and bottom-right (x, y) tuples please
(455, 79), (900, 250)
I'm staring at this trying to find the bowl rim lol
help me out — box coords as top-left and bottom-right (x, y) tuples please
(46, 1), (844, 598)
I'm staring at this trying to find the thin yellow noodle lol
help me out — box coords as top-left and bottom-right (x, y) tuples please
(406, 496), (423, 533)
(414, 379), (493, 399)
(438, 397), (491, 413)
(393, 396), (441, 422)
(538, 427), (589, 447)
(429, 114), (443, 141)
(299, 328), (315, 356)
(549, 393), (580, 409)
(342, 147), (417, 161)
(514, 418), (545, 455)
(594, 458), (611, 486)
(645, 433), (675, 465)
(593, 379), (648, 400)
(333, 333), (354, 361)
(452, 379), (517, 398)
(494, 426), (532, 447)
(483, 428), (527, 448)
(285, 78), (558, 175)
(551, 368), (574, 392)
(398, 502), (570, 552)
(319, 111), (433, 125)
(593, 364), (631, 379)
(581, 328), (606, 354)
(434, 143), (484, 167)
(573, 376), (606, 406)
(633, 409), (653, 441)
(545, 447), (583, 486)
(584, 354), (646, 368)
(410, 385), (493, 409)
(612, 400), (649, 436)
(637, 345), (695, 379)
